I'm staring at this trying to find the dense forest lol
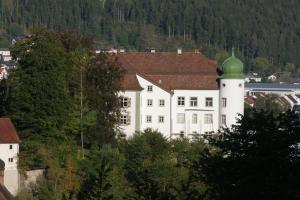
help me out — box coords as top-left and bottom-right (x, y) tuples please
(0, 0), (300, 72)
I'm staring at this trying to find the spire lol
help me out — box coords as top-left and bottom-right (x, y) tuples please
(231, 47), (235, 57)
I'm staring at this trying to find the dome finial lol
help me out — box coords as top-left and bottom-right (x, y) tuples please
(232, 47), (235, 57)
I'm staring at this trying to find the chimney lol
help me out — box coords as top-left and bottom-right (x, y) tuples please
(177, 48), (182, 54)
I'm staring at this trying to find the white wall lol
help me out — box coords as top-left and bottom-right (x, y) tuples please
(0, 50), (12, 61)
(220, 79), (244, 128)
(136, 75), (171, 138)
(119, 91), (140, 138)
(0, 143), (20, 195)
(171, 90), (219, 138)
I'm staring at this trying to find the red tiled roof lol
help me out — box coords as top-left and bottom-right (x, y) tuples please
(146, 74), (218, 91)
(117, 52), (218, 91)
(244, 96), (255, 105)
(0, 118), (20, 144)
(121, 74), (142, 91)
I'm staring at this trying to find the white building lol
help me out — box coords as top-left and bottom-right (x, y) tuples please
(117, 50), (244, 139)
(0, 49), (12, 62)
(0, 118), (20, 196)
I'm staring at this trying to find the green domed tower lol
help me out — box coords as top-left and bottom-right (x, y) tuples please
(221, 49), (244, 79)
(219, 48), (245, 129)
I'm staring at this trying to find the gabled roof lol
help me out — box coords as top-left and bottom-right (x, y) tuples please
(0, 118), (20, 144)
(117, 52), (218, 91)
(121, 74), (142, 91)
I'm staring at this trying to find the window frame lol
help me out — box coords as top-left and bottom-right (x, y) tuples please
(221, 114), (226, 125)
(147, 85), (153, 92)
(192, 113), (198, 124)
(146, 115), (152, 123)
(221, 98), (227, 108)
(177, 97), (185, 106)
(204, 113), (213, 124)
(205, 97), (213, 107)
(120, 97), (131, 108)
(177, 113), (185, 124)
(159, 99), (165, 107)
(190, 97), (198, 107)
(120, 114), (130, 125)
(147, 99), (153, 107)
(158, 116), (165, 123)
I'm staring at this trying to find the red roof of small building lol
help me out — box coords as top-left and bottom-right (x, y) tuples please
(117, 52), (218, 91)
(0, 118), (20, 144)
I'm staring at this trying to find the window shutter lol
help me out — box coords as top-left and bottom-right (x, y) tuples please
(127, 115), (131, 125)
(128, 98), (131, 107)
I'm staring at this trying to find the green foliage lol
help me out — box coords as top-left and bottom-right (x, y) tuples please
(197, 110), (300, 200)
(254, 94), (290, 116)
(85, 53), (124, 145)
(78, 145), (132, 200)
(284, 62), (296, 73)
(251, 57), (270, 74)
(7, 29), (71, 140)
(121, 129), (208, 200)
(0, 0), (300, 69)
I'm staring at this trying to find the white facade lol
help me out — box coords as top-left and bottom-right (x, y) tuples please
(0, 50), (12, 61)
(0, 143), (20, 195)
(119, 74), (243, 139)
(219, 79), (244, 128)
(171, 90), (219, 138)
(136, 75), (171, 137)
(119, 91), (141, 138)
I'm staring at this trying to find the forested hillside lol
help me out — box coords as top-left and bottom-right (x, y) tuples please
(1, 28), (300, 200)
(0, 0), (300, 69)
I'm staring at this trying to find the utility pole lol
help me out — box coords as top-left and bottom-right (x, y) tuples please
(80, 55), (85, 159)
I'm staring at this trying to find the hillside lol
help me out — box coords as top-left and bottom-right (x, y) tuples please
(0, 0), (300, 70)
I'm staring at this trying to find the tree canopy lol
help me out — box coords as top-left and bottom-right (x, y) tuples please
(0, 0), (300, 71)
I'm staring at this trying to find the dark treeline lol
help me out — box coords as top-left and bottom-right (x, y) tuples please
(0, 0), (300, 69)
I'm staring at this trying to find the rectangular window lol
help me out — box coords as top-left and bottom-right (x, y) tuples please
(147, 99), (153, 107)
(146, 115), (152, 123)
(204, 114), (213, 124)
(120, 97), (131, 108)
(158, 116), (164, 123)
(147, 85), (153, 92)
(205, 97), (213, 107)
(177, 113), (185, 124)
(221, 98), (227, 108)
(120, 114), (130, 125)
(9, 145), (12, 150)
(190, 97), (198, 107)
(192, 114), (198, 124)
(8, 158), (13, 163)
(221, 115), (226, 125)
(177, 97), (185, 106)
(159, 99), (165, 107)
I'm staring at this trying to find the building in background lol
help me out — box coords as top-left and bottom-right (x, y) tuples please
(0, 118), (20, 196)
(116, 50), (245, 139)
